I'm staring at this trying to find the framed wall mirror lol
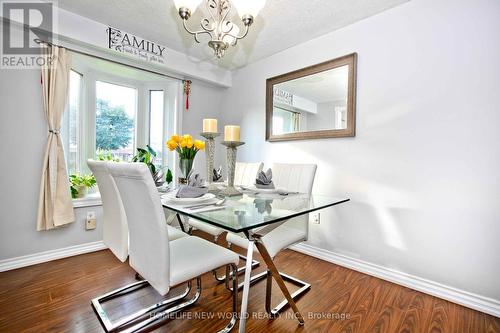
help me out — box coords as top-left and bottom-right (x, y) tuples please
(266, 53), (357, 141)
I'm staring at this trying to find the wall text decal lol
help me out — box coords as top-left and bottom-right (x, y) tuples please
(106, 26), (166, 65)
(273, 87), (293, 106)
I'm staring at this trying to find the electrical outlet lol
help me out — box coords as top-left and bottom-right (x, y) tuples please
(311, 212), (320, 224)
(86, 211), (96, 230)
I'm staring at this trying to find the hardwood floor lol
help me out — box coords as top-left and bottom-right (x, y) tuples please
(0, 232), (498, 333)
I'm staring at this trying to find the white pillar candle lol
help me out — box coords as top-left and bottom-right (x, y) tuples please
(224, 125), (240, 142)
(203, 118), (218, 133)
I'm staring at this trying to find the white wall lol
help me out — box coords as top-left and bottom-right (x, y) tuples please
(220, 0), (500, 304)
(0, 69), (105, 259)
(180, 81), (227, 180)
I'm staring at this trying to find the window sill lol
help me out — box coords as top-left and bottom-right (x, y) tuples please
(72, 192), (102, 208)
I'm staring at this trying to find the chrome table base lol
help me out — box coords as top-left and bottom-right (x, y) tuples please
(238, 232), (309, 333)
(265, 270), (311, 316)
(164, 213), (310, 332)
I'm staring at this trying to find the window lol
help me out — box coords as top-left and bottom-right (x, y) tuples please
(60, 52), (178, 183)
(95, 81), (137, 162)
(149, 90), (165, 166)
(272, 108), (299, 134)
(63, 70), (82, 175)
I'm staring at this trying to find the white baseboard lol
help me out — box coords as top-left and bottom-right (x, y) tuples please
(0, 241), (107, 272)
(290, 243), (500, 318)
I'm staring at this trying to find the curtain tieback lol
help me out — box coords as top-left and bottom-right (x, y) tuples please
(49, 129), (60, 134)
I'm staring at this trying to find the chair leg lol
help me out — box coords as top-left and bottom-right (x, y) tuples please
(91, 279), (192, 332)
(217, 263), (239, 333)
(213, 254), (260, 285)
(128, 265), (239, 333)
(119, 277), (202, 333)
(175, 213), (193, 235)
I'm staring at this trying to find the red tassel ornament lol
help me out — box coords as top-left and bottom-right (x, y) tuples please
(183, 80), (191, 111)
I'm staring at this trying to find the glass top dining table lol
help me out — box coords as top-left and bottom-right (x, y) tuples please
(162, 192), (350, 233)
(162, 192), (350, 333)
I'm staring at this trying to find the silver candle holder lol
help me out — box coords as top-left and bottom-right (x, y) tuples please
(200, 132), (221, 191)
(220, 141), (245, 196)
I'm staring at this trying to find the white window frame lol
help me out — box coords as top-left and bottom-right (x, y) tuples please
(61, 69), (84, 175)
(144, 82), (180, 172)
(64, 57), (182, 177)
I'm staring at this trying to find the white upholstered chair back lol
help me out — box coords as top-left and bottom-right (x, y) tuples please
(226, 163), (317, 258)
(272, 163), (317, 243)
(234, 162), (264, 187)
(108, 162), (171, 295)
(87, 160), (128, 262)
(272, 163), (317, 195)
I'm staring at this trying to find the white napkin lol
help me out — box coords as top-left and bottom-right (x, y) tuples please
(176, 173), (208, 198)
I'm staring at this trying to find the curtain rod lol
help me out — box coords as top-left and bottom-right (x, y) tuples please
(34, 38), (185, 83)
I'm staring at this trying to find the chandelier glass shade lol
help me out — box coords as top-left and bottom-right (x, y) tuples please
(173, 0), (266, 58)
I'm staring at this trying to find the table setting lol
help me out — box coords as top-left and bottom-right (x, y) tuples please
(158, 118), (350, 333)
(161, 117), (303, 216)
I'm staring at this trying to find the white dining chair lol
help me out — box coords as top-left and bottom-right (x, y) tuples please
(225, 163), (317, 316)
(87, 160), (187, 263)
(187, 162), (263, 284)
(234, 162), (264, 188)
(92, 162), (240, 333)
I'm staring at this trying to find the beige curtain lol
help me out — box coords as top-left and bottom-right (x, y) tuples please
(37, 46), (75, 231)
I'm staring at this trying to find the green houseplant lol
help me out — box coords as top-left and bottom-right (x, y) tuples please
(69, 174), (97, 199)
(96, 149), (121, 162)
(132, 145), (172, 187)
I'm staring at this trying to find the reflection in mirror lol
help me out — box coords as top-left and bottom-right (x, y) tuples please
(272, 65), (349, 134)
(266, 53), (357, 141)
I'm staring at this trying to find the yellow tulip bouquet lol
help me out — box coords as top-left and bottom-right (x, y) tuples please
(166, 134), (205, 181)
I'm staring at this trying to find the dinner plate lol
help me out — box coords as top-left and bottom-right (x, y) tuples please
(162, 192), (216, 204)
(249, 186), (281, 193)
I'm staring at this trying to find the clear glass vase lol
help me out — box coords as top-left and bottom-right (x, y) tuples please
(178, 158), (194, 185)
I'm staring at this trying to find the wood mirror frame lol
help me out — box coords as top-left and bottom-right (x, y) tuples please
(266, 53), (357, 142)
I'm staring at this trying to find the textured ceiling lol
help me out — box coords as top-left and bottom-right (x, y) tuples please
(57, 0), (409, 70)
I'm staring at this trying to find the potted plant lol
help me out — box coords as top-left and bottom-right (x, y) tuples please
(69, 174), (97, 199)
(166, 134), (205, 184)
(96, 149), (121, 162)
(131, 145), (173, 187)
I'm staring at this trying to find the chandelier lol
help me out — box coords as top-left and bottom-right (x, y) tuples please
(173, 0), (266, 59)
